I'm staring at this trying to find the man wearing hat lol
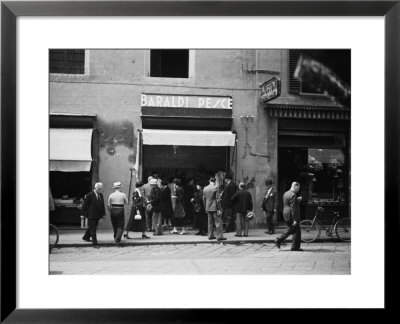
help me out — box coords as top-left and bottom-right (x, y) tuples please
(142, 176), (154, 232)
(108, 181), (128, 246)
(221, 173), (238, 232)
(231, 182), (253, 237)
(148, 178), (163, 235)
(261, 178), (278, 235)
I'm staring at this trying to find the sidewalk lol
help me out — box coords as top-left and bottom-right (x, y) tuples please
(54, 226), (335, 248)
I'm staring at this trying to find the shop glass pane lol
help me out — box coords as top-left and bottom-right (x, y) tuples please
(307, 149), (345, 203)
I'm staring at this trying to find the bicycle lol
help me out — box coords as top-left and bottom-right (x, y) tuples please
(49, 223), (59, 250)
(299, 205), (351, 243)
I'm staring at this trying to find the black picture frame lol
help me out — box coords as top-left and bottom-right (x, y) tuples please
(1, 0), (398, 322)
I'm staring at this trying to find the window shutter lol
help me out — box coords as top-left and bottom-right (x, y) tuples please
(289, 50), (301, 94)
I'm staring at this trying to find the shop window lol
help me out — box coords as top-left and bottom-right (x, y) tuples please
(50, 49), (85, 74)
(289, 49), (350, 95)
(308, 149), (346, 203)
(150, 49), (189, 78)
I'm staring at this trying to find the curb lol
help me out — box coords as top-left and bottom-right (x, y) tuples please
(52, 238), (345, 249)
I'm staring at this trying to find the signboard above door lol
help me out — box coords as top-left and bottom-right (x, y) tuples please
(260, 77), (281, 103)
(141, 94), (232, 109)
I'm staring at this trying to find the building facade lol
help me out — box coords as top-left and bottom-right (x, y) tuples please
(49, 49), (350, 229)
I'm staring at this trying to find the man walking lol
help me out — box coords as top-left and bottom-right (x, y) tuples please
(275, 182), (303, 251)
(107, 181), (128, 246)
(261, 178), (278, 234)
(231, 182), (253, 237)
(203, 177), (226, 241)
(81, 182), (106, 248)
(221, 173), (238, 232)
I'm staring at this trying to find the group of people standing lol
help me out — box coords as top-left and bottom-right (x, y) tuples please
(80, 174), (303, 251)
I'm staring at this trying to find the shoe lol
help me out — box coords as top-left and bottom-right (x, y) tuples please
(142, 235), (150, 239)
(217, 238), (227, 241)
(208, 236), (216, 240)
(170, 230), (178, 234)
(123, 234), (132, 239)
(269, 231), (275, 235)
(234, 234), (242, 237)
(179, 231), (187, 235)
(93, 245), (100, 249)
(291, 248), (304, 251)
(195, 232), (202, 235)
(243, 235), (248, 237)
(82, 238), (91, 242)
(274, 239), (281, 249)
(201, 233), (207, 236)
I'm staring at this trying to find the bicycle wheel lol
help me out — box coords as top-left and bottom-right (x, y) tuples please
(49, 224), (59, 249)
(335, 218), (351, 242)
(300, 220), (320, 243)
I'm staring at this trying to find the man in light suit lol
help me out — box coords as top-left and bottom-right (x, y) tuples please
(261, 178), (278, 235)
(81, 182), (106, 248)
(275, 182), (303, 251)
(203, 177), (226, 241)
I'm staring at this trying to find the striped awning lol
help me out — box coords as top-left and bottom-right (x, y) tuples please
(265, 104), (350, 120)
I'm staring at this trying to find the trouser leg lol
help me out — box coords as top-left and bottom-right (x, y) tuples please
(115, 209), (124, 242)
(235, 212), (242, 235)
(88, 218), (99, 245)
(110, 211), (117, 239)
(208, 212), (215, 238)
(82, 227), (91, 240)
(215, 211), (224, 240)
(277, 220), (294, 244)
(243, 214), (249, 236)
(153, 211), (162, 235)
(145, 209), (152, 231)
(266, 211), (274, 231)
(291, 223), (301, 250)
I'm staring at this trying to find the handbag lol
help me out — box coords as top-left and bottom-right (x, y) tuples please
(134, 209), (142, 220)
(174, 202), (186, 218)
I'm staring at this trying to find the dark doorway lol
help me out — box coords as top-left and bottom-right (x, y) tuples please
(278, 147), (309, 220)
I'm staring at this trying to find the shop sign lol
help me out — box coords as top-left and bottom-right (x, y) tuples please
(260, 77), (281, 103)
(141, 94), (232, 109)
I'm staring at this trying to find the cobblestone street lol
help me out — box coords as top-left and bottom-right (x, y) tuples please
(50, 242), (350, 275)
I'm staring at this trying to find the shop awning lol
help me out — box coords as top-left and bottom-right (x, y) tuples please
(50, 128), (93, 172)
(142, 129), (236, 146)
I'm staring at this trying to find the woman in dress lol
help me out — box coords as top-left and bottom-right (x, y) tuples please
(123, 181), (150, 239)
(170, 178), (187, 235)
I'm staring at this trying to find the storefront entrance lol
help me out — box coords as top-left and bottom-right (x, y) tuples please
(277, 119), (349, 223)
(143, 145), (229, 186)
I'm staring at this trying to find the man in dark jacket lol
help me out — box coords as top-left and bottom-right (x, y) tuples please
(221, 173), (238, 232)
(149, 178), (163, 235)
(275, 182), (303, 251)
(81, 182), (106, 248)
(261, 178), (278, 235)
(231, 182), (253, 237)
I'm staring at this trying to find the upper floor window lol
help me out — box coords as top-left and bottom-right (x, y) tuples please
(289, 49), (350, 95)
(50, 49), (85, 74)
(150, 49), (189, 78)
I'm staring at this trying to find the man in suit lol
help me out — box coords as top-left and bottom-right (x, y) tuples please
(81, 182), (106, 248)
(203, 177), (226, 241)
(275, 182), (303, 251)
(231, 182), (253, 237)
(221, 173), (238, 232)
(149, 178), (163, 236)
(142, 176), (154, 232)
(261, 178), (278, 235)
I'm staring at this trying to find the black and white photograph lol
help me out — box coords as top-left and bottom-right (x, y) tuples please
(48, 48), (351, 275)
